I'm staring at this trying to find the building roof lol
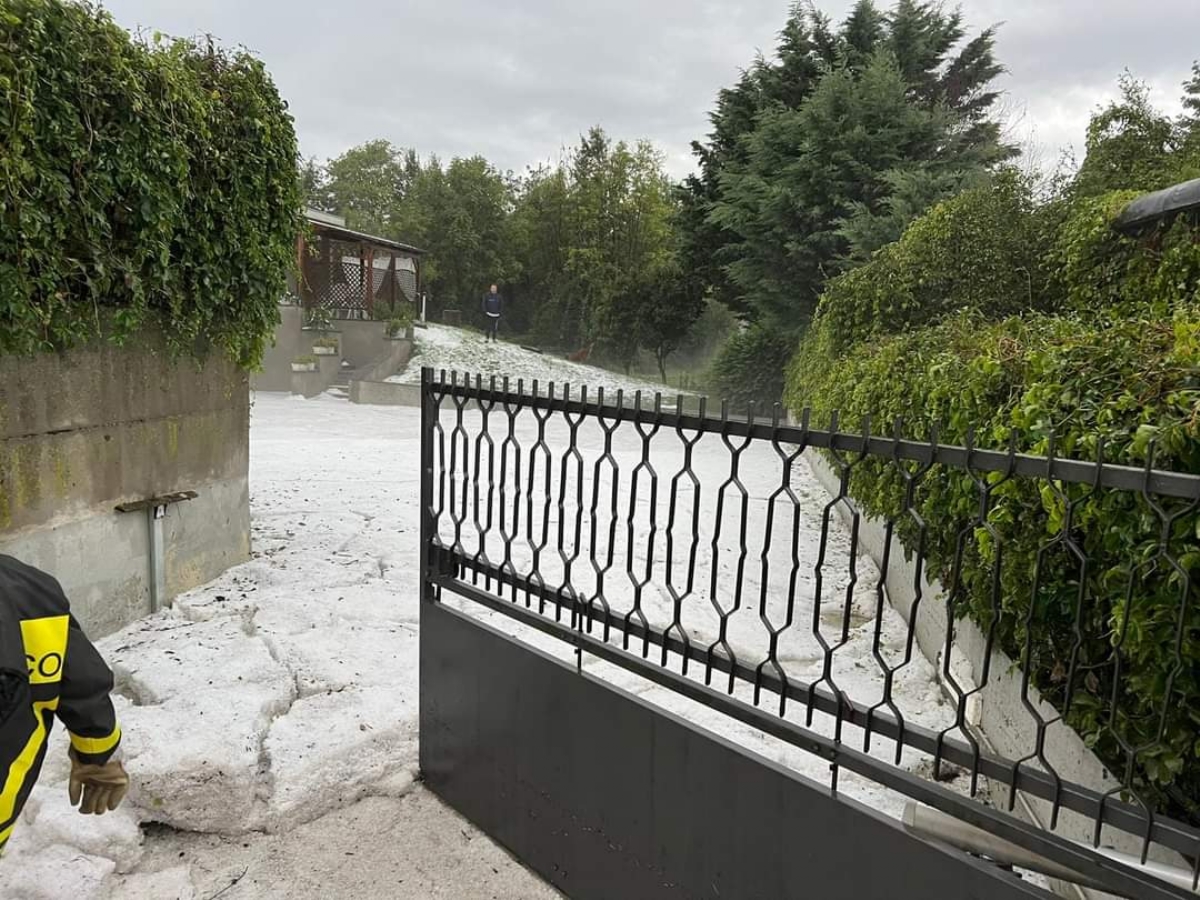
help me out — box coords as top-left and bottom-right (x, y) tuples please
(1113, 177), (1200, 234)
(306, 216), (426, 256)
(306, 208), (346, 228)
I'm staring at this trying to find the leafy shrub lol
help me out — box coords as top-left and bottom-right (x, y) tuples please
(0, 0), (301, 366)
(1051, 190), (1200, 321)
(815, 171), (1058, 355)
(788, 306), (1200, 816)
(386, 304), (415, 338)
(786, 68), (1200, 821)
(709, 323), (794, 410)
(304, 306), (334, 331)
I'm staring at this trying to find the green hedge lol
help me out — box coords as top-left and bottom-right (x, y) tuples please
(709, 322), (794, 410)
(1051, 190), (1200, 322)
(0, 0), (301, 366)
(789, 177), (1200, 815)
(788, 307), (1200, 814)
(817, 171), (1060, 355)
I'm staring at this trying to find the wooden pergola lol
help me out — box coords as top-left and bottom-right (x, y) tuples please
(297, 218), (425, 320)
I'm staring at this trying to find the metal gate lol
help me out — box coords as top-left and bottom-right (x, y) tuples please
(417, 368), (1200, 900)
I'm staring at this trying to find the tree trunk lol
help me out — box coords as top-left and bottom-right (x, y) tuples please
(656, 349), (667, 383)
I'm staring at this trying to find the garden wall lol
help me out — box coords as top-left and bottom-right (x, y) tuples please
(252, 306), (413, 397)
(252, 305), (307, 393)
(0, 336), (250, 637)
(349, 380), (421, 407)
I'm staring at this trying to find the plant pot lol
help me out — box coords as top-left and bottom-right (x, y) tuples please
(291, 362), (318, 373)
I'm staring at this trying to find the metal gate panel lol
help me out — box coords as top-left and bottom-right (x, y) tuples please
(421, 599), (1051, 900)
(417, 368), (1200, 900)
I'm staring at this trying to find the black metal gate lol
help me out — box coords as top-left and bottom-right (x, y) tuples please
(418, 368), (1200, 900)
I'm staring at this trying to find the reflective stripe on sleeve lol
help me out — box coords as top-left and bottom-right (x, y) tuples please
(69, 725), (121, 757)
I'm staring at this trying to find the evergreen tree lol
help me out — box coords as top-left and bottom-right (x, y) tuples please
(688, 0), (1012, 332)
(841, 0), (885, 68)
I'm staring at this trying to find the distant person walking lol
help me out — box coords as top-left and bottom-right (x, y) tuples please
(482, 284), (503, 342)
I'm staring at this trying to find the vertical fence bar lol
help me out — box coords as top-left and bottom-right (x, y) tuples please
(420, 366), (437, 603)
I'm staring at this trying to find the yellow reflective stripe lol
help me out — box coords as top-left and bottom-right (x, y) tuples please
(19, 615), (68, 685)
(0, 820), (13, 845)
(0, 699), (56, 826)
(70, 726), (121, 757)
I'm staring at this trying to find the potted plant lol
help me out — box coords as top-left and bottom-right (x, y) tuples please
(291, 355), (318, 373)
(386, 305), (415, 339)
(312, 336), (339, 356)
(304, 306), (334, 332)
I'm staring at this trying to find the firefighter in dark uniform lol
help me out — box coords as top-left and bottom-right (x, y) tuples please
(0, 555), (129, 855)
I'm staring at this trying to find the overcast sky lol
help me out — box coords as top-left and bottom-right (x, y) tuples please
(100, 0), (1200, 178)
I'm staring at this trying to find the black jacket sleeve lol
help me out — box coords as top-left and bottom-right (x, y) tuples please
(56, 615), (121, 765)
(0, 602), (28, 730)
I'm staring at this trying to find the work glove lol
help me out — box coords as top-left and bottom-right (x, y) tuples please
(68, 749), (130, 815)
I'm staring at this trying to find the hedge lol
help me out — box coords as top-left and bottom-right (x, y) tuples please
(0, 0), (301, 366)
(789, 180), (1200, 817)
(709, 322), (794, 410)
(788, 306), (1200, 816)
(816, 171), (1061, 355)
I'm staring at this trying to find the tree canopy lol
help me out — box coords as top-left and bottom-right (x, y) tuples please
(303, 127), (700, 373)
(684, 0), (1012, 333)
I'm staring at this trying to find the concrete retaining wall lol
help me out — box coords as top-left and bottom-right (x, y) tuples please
(352, 337), (413, 382)
(253, 308), (413, 398)
(0, 336), (250, 637)
(349, 380), (421, 407)
(253, 305), (306, 392)
(290, 355), (343, 398)
(337, 319), (390, 369)
(804, 452), (1183, 899)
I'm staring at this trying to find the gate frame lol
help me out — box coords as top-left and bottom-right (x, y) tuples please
(416, 367), (1200, 900)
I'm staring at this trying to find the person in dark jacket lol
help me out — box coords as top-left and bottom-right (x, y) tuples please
(0, 555), (128, 855)
(482, 284), (503, 342)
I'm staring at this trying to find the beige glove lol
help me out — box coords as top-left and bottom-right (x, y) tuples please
(68, 749), (130, 815)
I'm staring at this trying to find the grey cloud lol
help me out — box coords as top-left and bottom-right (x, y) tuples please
(100, 0), (1200, 177)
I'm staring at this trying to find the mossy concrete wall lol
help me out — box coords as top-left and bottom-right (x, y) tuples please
(0, 337), (250, 637)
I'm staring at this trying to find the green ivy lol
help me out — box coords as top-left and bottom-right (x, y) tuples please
(1051, 191), (1200, 323)
(814, 171), (1062, 355)
(788, 307), (1200, 815)
(0, 0), (301, 366)
(788, 180), (1200, 817)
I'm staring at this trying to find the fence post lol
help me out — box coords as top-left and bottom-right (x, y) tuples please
(420, 366), (436, 603)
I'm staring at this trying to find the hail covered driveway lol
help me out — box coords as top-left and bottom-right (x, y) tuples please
(0, 332), (994, 898)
